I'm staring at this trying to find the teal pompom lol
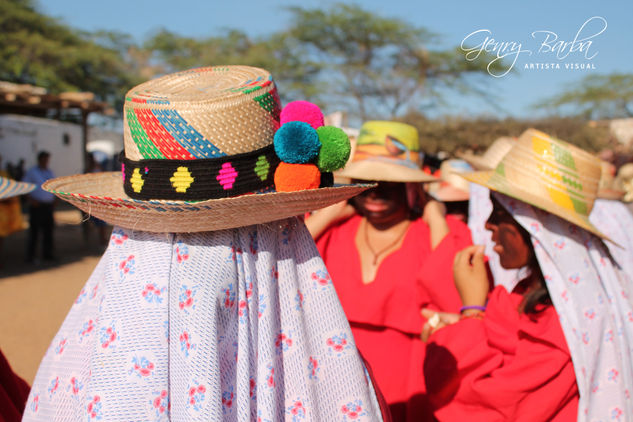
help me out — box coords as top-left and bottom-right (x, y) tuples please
(316, 126), (351, 171)
(274, 121), (321, 164)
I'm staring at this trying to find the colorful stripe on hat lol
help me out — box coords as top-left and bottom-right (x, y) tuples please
(0, 177), (35, 199)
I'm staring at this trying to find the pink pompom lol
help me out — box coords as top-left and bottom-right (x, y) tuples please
(280, 101), (324, 129)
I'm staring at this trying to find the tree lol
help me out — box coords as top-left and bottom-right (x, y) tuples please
(536, 73), (633, 119)
(0, 0), (138, 111)
(282, 3), (503, 121)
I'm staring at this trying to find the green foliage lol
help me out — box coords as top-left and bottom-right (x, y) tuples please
(536, 73), (633, 119)
(400, 111), (610, 155)
(0, 0), (139, 111)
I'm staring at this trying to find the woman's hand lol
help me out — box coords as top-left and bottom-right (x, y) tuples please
(453, 245), (489, 308)
(420, 308), (460, 342)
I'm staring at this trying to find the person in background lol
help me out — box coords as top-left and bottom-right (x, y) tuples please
(426, 159), (472, 223)
(0, 156), (28, 266)
(23, 66), (388, 421)
(422, 129), (633, 421)
(307, 121), (472, 421)
(22, 151), (56, 263)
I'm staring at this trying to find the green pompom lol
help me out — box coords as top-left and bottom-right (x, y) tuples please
(316, 126), (351, 172)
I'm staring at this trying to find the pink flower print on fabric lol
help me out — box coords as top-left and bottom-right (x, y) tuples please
(582, 332), (590, 345)
(585, 308), (597, 320)
(90, 283), (99, 300)
(67, 376), (84, 398)
(221, 386), (234, 415)
(605, 329), (615, 342)
(179, 331), (196, 357)
(217, 162), (238, 190)
(257, 410), (272, 422)
(55, 337), (68, 355)
(275, 330), (293, 354)
(295, 289), (304, 311)
(326, 333), (352, 355)
(311, 269), (331, 290)
(47, 376), (60, 400)
(175, 241), (189, 263)
(265, 364), (275, 388)
(100, 325), (118, 349)
(110, 228), (128, 245)
(249, 376), (256, 399)
(258, 294), (266, 318)
(612, 407), (624, 421)
(75, 288), (87, 305)
(78, 319), (95, 343)
(271, 265), (279, 281)
(553, 238), (566, 250)
(227, 244), (243, 264)
(249, 231), (258, 254)
(119, 255), (135, 278)
(223, 283), (237, 309)
(341, 399), (367, 420)
(608, 369), (619, 382)
(30, 393), (39, 413)
(130, 356), (155, 378)
(178, 285), (197, 312)
(150, 390), (170, 419)
(187, 383), (206, 412)
(286, 399), (307, 421)
(308, 356), (319, 380)
(142, 283), (167, 304)
(86, 395), (102, 420)
(568, 273), (580, 285)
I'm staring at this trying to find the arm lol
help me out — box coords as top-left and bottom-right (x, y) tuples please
(305, 200), (355, 240)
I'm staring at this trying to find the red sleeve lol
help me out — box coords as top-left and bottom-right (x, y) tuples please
(424, 287), (578, 422)
(417, 216), (473, 313)
(0, 350), (30, 422)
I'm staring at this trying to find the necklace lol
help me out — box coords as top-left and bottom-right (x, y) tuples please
(363, 219), (410, 265)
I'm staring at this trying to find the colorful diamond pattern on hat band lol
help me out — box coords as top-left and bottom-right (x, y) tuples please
(122, 144), (280, 201)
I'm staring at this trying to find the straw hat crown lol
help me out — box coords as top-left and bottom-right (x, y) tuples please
(462, 128), (606, 239)
(43, 66), (369, 233)
(335, 121), (437, 183)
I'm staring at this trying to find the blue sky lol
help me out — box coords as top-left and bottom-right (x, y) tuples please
(40, 0), (633, 120)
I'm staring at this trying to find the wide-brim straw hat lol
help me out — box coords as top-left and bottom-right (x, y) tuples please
(0, 176), (35, 199)
(428, 159), (472, 202)
(43, 66), (371, 233)
(615, 163), (633, 202)
(461, 128), (608, 240)
(457, 136), (515, 171)
(335, 121), (437, 183)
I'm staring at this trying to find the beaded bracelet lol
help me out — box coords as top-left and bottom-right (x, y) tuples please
(459, 305), (486, 313)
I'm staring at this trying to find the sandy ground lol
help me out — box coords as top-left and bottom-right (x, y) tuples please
(0, 204), (109, 384)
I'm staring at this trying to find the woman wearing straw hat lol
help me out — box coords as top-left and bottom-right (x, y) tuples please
(307, 121), (473, 421)
(0, 176), (35, 421)
(421, 129), (633, 421)
(22, 66), (388, 421)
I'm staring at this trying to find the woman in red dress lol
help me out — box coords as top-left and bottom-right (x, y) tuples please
(307, 121), (472, 421)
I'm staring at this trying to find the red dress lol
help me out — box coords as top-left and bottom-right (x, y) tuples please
(0, 350), (30, 422)
(316, 214), (472, 421)
(425, 285), (579, 421)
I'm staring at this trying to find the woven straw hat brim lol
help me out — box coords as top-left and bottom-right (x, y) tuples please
(462, 170), (609, 241)
(335, 160), (438, 183)
(430, 184), (470, 202)
(0, 177), (35, 199)
(456, 151), (494, 171)
(44, 172), (373, 233)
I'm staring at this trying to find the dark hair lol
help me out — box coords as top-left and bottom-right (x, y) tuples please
(515, 221), (551, 314)
(37, 151), (50, 160)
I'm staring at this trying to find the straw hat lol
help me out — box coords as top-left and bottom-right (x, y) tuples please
(335, 121), (437, 183)
(43, 66), (370, 233)
(596, 161), (625, 201)
(457, 136), (515, 171)
(461, 128), (607, 239)
(428, 159), (472, 202)
(0, 176), (35, 199)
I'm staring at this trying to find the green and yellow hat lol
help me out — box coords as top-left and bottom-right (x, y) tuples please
(336, 121), (437, 183)
(462, 128), (607, 240)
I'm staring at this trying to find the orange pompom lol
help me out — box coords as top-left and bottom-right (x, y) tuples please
(274, 162), (321, 192)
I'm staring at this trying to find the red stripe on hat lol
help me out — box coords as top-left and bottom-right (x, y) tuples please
(135, 109), (195, 160)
